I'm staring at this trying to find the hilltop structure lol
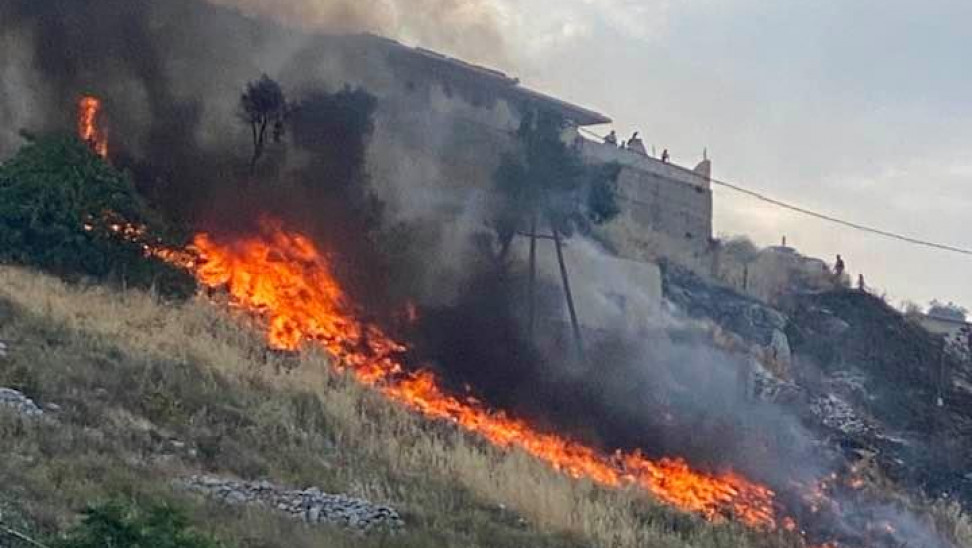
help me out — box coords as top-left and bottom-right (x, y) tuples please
(342, 35), (714, 265)
(336, 35), (712, 326)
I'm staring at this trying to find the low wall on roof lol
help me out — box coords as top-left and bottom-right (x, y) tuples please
(576, 138), (714, 263)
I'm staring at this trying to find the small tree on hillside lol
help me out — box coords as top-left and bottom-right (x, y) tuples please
(492, 111), (620, 262)
(240, 74), (289, 174)
(289, 86), (378, 194)
(490, 110), (621, 352)
(0, 135), (191, 294)
(55, 499), (220, 548)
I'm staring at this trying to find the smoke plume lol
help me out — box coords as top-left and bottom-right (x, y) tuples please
(204, 0), (511, 69)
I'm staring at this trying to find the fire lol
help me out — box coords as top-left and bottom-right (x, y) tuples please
(177, 217), (780, 528)
(78, 96), (108, 158)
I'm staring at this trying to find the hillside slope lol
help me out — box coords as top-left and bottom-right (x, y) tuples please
(0, 266), (805, 548)
(786, 290), (972, 502)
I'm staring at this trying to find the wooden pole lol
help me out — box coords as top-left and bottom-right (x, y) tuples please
(552, 224), (584, 359)
(528, 213), (538, 340)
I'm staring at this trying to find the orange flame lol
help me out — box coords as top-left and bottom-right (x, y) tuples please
(177, 218), (780, 528)
(78, 96), (108, 158)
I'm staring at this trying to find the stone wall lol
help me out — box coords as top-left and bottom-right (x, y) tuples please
(576, 138), (714, 270)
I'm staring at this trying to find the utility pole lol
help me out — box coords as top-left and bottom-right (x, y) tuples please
(519, 218), (585, 360)
(528, 213), (538, 340)
(552, 224), (584, 359)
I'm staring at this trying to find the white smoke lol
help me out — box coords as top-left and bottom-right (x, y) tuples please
(0, 26), (48, 159)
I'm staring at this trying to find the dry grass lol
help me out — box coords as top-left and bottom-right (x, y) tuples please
(0, 265), (964, 548)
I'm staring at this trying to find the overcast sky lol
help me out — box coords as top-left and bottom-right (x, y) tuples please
(472, 0), (972, 311)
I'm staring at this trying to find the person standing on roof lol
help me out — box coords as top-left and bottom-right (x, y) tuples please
(832, 254), (847, 287)
(604, 130), (618, 146)
(627, 132), (647, 155)
(661, 149), (671, 163)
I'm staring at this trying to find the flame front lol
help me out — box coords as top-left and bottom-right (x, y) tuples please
(178, 218), (781, 528)
(78, 96), (108, 158)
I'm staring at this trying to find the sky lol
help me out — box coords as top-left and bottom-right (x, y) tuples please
(472, 0), (972, 312)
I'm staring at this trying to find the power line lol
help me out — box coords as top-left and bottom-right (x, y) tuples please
(707, 177), (972, 257)
(575, 128), (972, 257)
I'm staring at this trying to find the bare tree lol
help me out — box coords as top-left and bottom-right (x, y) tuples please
(240, 74), (289, 174)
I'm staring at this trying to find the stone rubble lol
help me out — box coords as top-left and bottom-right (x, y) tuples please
(749, 359), (802, 404)
(180, 476), (404, 533)
(810, 393), (873, 437)
(0, 388), (43, 418)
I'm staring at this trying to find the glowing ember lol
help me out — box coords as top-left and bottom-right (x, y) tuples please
(78, 95), (108, 158)
(176, 217), (780, 528)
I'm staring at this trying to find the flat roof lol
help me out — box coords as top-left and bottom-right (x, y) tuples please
(923, 313), (971, 327)
(370, 35), (612, 126)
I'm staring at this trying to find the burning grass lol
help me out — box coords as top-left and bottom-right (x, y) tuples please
(184, 217), (780, 530)
(0, 265), (817, 548)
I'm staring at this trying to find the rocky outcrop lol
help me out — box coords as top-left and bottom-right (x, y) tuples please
(0, 388), (43, 418)
(180, 476), (404, 533)
(663, 262), (793, 377)
(809, 394), (874, 437)
(787, 290), (972, 503)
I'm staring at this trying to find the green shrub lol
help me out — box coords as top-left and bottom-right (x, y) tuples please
(55, 500), (221, 548)
(0, 135), (193, 295)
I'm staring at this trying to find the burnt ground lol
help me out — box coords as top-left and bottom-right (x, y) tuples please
(661, 263), (972, 506)
(784, 290), (972, 503)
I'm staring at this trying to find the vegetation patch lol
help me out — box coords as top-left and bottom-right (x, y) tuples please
(0, 136), (192, 295)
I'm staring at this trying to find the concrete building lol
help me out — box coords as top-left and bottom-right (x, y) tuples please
(356, 35), (714, 256)
(918, 313), (972, 349)
(323, 36), (713, 327)
(574, 134), (714, 267)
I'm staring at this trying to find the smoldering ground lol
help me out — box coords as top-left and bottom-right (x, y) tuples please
(408, 266), (822, 488)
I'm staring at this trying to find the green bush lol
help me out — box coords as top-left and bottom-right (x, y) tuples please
(0, 135), (193, 294)
(55, 500), (221, 548)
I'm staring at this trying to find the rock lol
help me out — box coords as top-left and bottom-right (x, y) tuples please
(0, 388), (43, 418)
(824, 371), (869, 400)
(225, 490), (248, 505)
(770, 329), (791, 364)
(178, 476), (404, 533)
(810, 394), (873, 437)
(748, 359), (803, 404)
(662, 264), (789, 348)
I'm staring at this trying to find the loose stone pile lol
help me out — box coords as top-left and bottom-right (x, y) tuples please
(810, 393), (873, 437)
(0, 388), (43, 418)
(180, 476), (404, 533)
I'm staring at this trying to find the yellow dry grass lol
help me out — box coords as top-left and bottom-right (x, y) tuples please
(0, 265), (967, 548)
